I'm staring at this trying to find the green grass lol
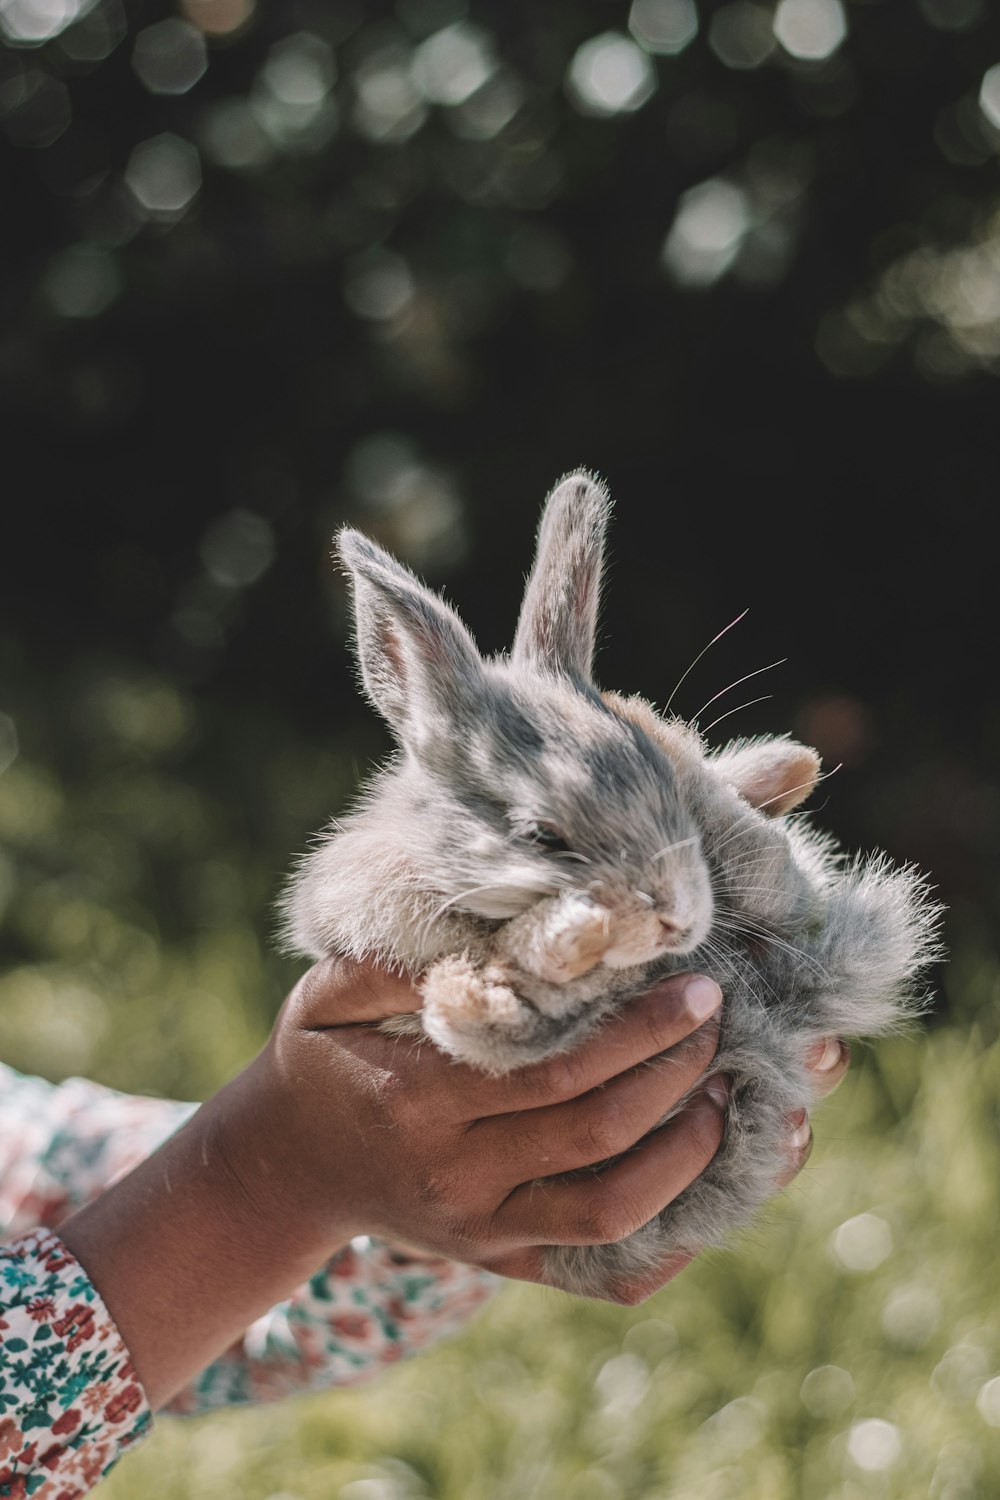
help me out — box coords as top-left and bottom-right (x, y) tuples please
(1, 665), (998, 1499)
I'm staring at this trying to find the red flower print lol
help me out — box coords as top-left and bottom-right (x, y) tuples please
(25, 1296), (56, 1322)
(331, 1249), (358, 1278)
(51, 1408), (82, 1437)
(104, 1383), (143, 1424)
(40, 1441), (70, 1471)
(52, 1303), (95, 1352)
(0, 1419), (25, 1460)
(81, 1380), (112, 1416)
(331, 1312), (371, 1339)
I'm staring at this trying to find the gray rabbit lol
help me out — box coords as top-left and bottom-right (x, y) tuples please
(284, 471), (941, 1297)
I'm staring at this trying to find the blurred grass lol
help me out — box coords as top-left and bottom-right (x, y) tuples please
(1, 664), (999, 1499)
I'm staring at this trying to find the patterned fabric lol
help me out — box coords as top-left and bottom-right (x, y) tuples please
(0, 1061), (498, 1493)
(0, 1228), (149, 1499)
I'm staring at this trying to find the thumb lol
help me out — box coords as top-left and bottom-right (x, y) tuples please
(285, 954), (424, 1029)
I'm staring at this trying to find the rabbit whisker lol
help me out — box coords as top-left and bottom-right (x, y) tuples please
(663, 607), (749, 716)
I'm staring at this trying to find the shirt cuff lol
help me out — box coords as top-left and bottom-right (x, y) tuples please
(0, 1229), (151, 1497)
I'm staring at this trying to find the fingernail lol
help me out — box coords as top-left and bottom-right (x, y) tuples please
(704, 1073), (731, 1109)
(684, 976), (723, 1023)
(809, 1037), (843, 1073)
(789, 1116), (811, 1151)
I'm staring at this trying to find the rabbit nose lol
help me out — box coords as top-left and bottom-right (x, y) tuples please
(658, 915), (692, 945)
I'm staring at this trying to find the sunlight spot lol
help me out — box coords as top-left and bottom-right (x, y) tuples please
(708, 3), (775, 69)
(412, 22), (497, 106)
(774, 0), (847, 61)
(702, 1396), (764, 1455)
(343, 250), (415, 321)
(43, 244), (119, 317)
(628, 0), (698, 56)
(881, 1284), (941, 1348)
(181, 0), (254, 37)
(1, 0), (83, 45)
(261, 33), (334, 107)
(353, 45), (427, 142)
(800, 1364), (855, 1418)
(978, 64), (1000, 131)
(847, 1419), (902, 1471)
(830, 1212), (892, 1271)
(977, 1375), (1000, 1426)
(566, 32), (657, 116)
(131, 19), (207, 96)
(662, 177), (750, 285)
(125, 132), (201, 217)
(594, 1353), (650, 1416)
(200, 510), (274, 588)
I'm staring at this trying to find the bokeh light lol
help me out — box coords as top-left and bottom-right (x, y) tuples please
(131, 19), (207, 96)
(42, 243), (119, 317)
(566, 31), (657, 117)
(180, 0), (254, 39)
(125, 131), (201, 216)
(708, 3), (776, 70)
(978, 62), (1000, 130)
(662, 177), (750, 285)
(628, 0), (699, 57)
(411, 21), (496, 107)
(0, 0), (89, 46)
(846, 1419), (902, 1472)
(773, 0), (848, 62)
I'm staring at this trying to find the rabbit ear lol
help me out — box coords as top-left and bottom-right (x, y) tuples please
(338, 529), (484, 747)
(511, 470), (612, 682)
(713, 738), (821, 818)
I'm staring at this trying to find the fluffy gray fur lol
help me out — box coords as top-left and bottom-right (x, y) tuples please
(283, 471), (942, 1299)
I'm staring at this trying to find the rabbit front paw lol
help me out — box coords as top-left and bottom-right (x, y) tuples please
(420, 955), (555, 1073)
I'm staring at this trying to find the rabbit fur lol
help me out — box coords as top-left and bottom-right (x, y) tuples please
(283, 471), (941, 1298)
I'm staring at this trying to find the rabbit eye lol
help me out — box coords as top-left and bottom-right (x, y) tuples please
(526, 821), (571, 854)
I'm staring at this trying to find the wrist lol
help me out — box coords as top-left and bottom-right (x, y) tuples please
(59, 1057), (351, 1410)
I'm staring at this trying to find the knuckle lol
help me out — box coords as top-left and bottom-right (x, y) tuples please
(530, 1050), (585, 1104)
(575, 1100), (624, 1163)
(578, 1188), (641, 1245)
(687, 1098), (725, 1159)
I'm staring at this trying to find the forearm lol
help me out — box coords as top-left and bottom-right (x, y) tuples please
(1, 1059), (497, 1416)
(59, 1062), (349, 1411)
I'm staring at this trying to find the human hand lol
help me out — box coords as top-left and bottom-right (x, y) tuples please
(59, 960), (849, 1409)
(215, 958), (848, 1304)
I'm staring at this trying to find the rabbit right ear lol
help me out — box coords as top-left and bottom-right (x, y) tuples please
(337, 529), (484, 750)
(511, 471), (612, 682)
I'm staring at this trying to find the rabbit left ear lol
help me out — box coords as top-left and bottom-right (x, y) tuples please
(713, 739), (821, 817)
(511, 470), (612, 683)
(338, 529), (484, 751)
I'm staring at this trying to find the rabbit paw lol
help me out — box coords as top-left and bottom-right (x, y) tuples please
(420, 955), (543, 1072)
(498, 893), (612, 983)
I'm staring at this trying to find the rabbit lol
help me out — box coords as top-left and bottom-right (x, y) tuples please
(283, 470), (942, 1298)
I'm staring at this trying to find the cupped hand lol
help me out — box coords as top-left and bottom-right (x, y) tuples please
(215, 958), (849, 1307)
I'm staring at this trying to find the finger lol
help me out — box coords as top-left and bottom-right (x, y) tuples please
(470, 974), (723, 1118)
(482, 1244), (697, 1305)
(774, 1109), (813, 1188)
(473, 1015), (721, 1179)
(498, 1086), (726, 1247)
(805, 1038), (850, 1098)
(289, 955), (423, 1027)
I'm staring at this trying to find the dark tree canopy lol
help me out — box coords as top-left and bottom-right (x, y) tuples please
(1, 0), (998, 1001)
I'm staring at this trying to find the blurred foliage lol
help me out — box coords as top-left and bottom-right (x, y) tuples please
(3, 0), (1000, 1496)
(97, 1021), (1000, 1500)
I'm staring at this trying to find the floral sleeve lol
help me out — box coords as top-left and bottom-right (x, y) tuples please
(0, 1062), (497, 1420)
(0, 1228), (150, 1499)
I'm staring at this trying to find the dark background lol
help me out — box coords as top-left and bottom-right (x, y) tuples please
(2, 0), (998, 1055)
